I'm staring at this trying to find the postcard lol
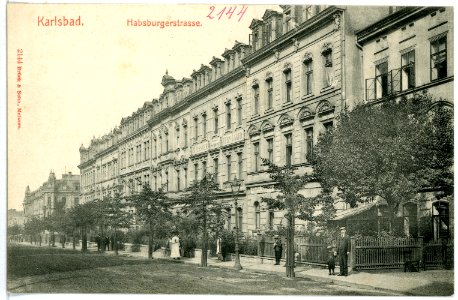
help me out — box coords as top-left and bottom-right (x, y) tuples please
(6, 2), (454, 297)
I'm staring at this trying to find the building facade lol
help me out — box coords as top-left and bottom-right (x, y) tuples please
(355, 6), (453, 240)
(23, 171), (81, 220)
(8, 209), (25, 228)
(78, 5), (452, 237)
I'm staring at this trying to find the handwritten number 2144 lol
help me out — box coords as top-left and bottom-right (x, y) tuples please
(207, 5), (248, 22)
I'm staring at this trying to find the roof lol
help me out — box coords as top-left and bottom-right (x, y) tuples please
(332, 196), (388, 221)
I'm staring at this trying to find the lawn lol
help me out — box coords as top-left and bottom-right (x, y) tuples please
(7, 244), (397, 295)
(8, 244), (154, 279)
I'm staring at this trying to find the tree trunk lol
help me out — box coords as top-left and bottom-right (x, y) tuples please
(201, 212), (208, 267)
(286, 210), (295, 278)
(81, 227), (88, 252)
(148, 222), (153, 259)
(114, 226), (119, 255)
(72, 229), (76, 250)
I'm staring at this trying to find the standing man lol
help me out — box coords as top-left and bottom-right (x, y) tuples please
(273, 235), (283, 265)
(337, 227), (351, 276)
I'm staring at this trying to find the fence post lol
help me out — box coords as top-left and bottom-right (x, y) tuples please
(350, 237), (356, 271)
(418, 237), (424, 266)
(257, 233), (262, 257)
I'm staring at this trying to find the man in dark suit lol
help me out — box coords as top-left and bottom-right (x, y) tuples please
(273, 235), (283, 265)
(337, 227), (350, 276)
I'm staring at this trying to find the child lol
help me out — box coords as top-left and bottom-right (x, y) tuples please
(327, 246), (337, 275)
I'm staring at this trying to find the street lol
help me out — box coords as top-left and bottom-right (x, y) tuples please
(8, 244), (398, 295)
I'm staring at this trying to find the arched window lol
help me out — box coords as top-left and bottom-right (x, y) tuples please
(254, 202), (260, 229)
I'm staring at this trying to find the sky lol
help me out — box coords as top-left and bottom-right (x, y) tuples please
(6, 3), (281, 211)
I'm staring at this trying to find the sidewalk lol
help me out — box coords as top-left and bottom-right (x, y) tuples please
(181, 255), (453, 296)
(13, 242), (454, 295)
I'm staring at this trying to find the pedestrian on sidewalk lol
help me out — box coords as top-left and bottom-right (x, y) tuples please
(170, 232), (181, 259)
(273, 235), (283, 265)
(337, 227), (350, 276)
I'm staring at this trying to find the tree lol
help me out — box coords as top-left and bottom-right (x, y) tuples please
(129, 185), (172, 259)
(8, 224), (23, 243)
(23, 217), (45, 245)
(261, 159), (334, 278)
(68, 201), (99, 252)
(178, 173), (228, 267)
(99, 192), (133, 255)
(312, 93), (453, 233)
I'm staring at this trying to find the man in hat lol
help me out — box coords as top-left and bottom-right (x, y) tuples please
(273, 235), (283, 265)
(337, 227), (351, 276)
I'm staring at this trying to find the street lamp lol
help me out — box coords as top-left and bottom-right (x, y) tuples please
(227, 176), (243, 270)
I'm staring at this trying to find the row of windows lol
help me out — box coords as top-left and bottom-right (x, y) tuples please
(225, 203), (276, 231)
(366, 34), (448, 101)
(120, 140), (151, 169)
(251, 49), (334, 115)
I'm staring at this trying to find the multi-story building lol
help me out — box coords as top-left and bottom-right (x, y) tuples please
(354, 6), (453, 240)
(82, 5), (455, 236)
(8, 209), (25, 228)
(23, 171), (81, 220)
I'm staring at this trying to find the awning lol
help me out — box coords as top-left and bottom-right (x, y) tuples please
(332, 196), (388, 221)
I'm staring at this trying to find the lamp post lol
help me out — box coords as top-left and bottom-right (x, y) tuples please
(228, 176), (243, 270)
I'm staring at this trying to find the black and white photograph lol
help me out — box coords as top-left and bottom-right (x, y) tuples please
(5, 2), (454, 297)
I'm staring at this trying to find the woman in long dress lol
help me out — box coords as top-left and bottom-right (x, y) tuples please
(170, 234), (180, 259)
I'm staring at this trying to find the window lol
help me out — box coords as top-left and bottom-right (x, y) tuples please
(136, 145), (141, 163)
(253, 84), (260, 115)
(176, 130), (180, 149)
(194, 163), (199, 182)
(165, 171), (169, 191)
(214, 109), (219, 134)
(285, 133), (292, 166)
(267, 138), (274, 162)
(266, 78), (273, 109)
(145, 140), (150, 160)
(226, 208), (232, 230)
(154, 175), (157, 191)
(253, 142), (260, 172)
(154, 139), (157, 158)
(323, 121), (333, 132)
(213, 158), (219, 182)
(165, 133), (169, 152)
(177, 169), (181, 191)
(237, 98), (242, 126)
(184, 168), (188, 189)
(202, 114), (207, 139)
(226, 103), (232, 129)
(158, 136), (162, 156)
(323, 50), (333, 87)
(401, 50), (415, 90)
(431, 35), (447, 81)
(305, 128), (313, 161)
(268, 210), (274, 229)
(305, 5), (314, 20)
(194, 117), (199, 140)
(184, 126), (188, 147)
(254, 202), (260, 229)
(237, 207), (243, 231)
(433, 201), (450, 240)
(237, 152), (243, 179)
(202, 160), (207, 179)
(284, 69), (292, 102)
(375, 61), (389, 98)
(226, 155), (232, 180)
(74, 197), (79, 206)
(304, 59), (313, 95)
